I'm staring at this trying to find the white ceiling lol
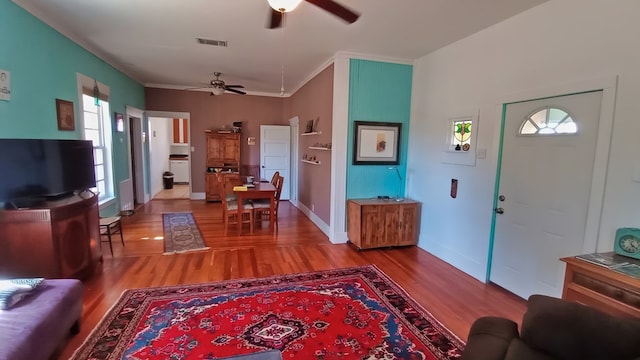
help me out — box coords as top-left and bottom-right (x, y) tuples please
(13, 0), (548, 96)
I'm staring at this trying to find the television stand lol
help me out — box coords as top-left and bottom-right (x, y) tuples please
(4, 197), (47, 210)
(0, 193), (101, 280)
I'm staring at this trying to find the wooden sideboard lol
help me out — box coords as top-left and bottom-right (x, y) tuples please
(0, 194), (101, 280)
(347, 198), (420, 251)
(561, 255), (640, 318)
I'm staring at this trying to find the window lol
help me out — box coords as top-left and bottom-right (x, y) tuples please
(451, 120), (472, 150)
(78, 75), (113, 203)
(520, 106), (577, 135)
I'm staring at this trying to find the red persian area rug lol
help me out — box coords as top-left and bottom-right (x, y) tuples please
(71, 265), (464, 360)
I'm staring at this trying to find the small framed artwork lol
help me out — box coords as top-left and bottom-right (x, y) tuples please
(56, 99), (75, 131)
(353, 121), (402, 165)
(305, 119), (314, 133)
(114, 112), (125, 132)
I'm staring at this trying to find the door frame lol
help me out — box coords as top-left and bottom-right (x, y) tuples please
(126, 106), (146, 206)
(486, 75), (618, 280)
(289, 116), (299, 206)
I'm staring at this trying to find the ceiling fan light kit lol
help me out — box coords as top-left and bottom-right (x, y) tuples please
(211, 87), (225, 96)
(268, 0), (303, 12)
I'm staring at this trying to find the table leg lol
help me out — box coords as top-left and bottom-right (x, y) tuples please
(236, 192), (243, 235)
(269, 195), (275, 233)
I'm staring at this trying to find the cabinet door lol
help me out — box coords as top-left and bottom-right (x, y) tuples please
(361, 206), (385, 249)
(223, 134), (240, 163)
(382, 206), (400, 246)
(207, 135), (224, 167)
(205, 173), (220, 201)
(397, 204), (419, 246)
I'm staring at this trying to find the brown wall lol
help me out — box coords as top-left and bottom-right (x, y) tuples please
(145, 88), (286, 193)
(286, 65), (334, 224)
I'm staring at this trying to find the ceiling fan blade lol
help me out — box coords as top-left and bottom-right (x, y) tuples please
(305, 0), (359, 24)
(225, 87), (246, 95)
(225, 85), (245, 88)
(268, 8), (283, 29)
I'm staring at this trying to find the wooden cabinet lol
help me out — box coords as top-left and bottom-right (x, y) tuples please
(205, 132), (241, 201)
(561, 256), (640, 318)
(172, 118), (189, 144)
(206, 133), (240, 169)
(0, 194), (101, 280)
(347, 199), (420, 250)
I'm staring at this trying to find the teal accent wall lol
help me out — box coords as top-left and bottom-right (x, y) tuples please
(346, 59), (413, 199)
(0, 2), (145, 215)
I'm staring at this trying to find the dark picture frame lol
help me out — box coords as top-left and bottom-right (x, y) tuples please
(56, 99), (75, 131)
(353, 121), (402, 165)
(305, 119), (314, 133)
(114, 112), (124, 132)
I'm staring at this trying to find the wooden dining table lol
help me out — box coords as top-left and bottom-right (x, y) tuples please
(233, 181), (276, 234)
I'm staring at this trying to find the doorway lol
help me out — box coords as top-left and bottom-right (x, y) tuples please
(260, 125), (291, 200)
(490, 90), (606, 299)
(145, 111), (191, 200)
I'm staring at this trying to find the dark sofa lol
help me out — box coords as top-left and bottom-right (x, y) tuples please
(460, 294), (640, 360)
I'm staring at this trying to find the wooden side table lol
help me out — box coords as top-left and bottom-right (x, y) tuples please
(561, 255), (640, 318)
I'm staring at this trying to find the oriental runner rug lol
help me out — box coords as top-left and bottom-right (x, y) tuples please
(162, 212), (210, 254)
(71, 265), (465, 360)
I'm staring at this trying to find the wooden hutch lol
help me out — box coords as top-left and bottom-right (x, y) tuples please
(205, 131), (241, 201)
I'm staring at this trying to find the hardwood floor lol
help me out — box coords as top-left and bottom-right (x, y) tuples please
(60, 199), (526, 358)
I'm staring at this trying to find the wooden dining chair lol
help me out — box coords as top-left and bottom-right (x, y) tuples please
(217, 175), (253, 235)
(270, 171), (280, 185)
(253, 174), (284, 231)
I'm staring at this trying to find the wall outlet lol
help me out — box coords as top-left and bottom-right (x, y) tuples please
(477, 148), (487, 159)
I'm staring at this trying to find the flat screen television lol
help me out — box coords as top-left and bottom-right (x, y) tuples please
(0, 139), (96, 208)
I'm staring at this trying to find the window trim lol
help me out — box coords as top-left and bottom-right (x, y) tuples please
(77, 73), (114, 203)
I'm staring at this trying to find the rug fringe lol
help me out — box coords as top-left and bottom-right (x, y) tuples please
(163, 246), (211, 255)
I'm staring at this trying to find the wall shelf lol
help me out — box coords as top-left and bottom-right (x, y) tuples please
(308, 146), (331, 151)
(301, 160), (321, 165)
(301, 131), (322, 136)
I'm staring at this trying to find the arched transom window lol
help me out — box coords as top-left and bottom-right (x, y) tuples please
(519, 106), (578, 135)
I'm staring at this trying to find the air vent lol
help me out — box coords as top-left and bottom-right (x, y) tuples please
(196, 38), (228, 47)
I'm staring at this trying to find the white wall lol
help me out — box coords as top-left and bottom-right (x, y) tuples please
(148, 117), (172, 196)
(408, 0), (640, 281)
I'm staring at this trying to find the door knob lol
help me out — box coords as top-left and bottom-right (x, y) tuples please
(494, 207), (504, 214)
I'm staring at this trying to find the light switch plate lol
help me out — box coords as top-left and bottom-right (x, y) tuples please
(477, 148), (487, 159)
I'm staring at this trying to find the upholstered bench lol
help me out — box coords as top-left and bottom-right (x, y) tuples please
(0, 279), (83, 360)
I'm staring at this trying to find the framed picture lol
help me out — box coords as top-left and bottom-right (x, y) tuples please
(114, 112), (125, 132)
(305, 119), (314, 133)
(353, 121), (402, 165)
(56, 99), (75, 131)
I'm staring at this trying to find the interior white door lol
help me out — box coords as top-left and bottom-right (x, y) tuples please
(490, 91), (603, 299)
(260, 125), (291, 200)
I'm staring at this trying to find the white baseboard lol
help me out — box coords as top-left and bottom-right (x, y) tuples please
(293, 201), (330, 238)
(191, 192), (206, 200)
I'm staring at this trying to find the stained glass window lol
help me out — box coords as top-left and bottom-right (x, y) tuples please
(452, 120), (472, 150)
(520, 107), (577, 135)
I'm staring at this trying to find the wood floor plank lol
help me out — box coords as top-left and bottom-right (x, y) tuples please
(58, 199), (526, 358)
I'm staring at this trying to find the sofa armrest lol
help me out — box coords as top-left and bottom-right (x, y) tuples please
(460, 316), (519, 360)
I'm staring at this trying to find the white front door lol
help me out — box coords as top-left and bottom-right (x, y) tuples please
(260, 125), (291, 200)
(490, 91), (603, 299)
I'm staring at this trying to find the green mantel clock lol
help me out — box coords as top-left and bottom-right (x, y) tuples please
(614, 228), (640, 260)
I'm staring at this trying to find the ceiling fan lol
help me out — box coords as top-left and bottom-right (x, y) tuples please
(267, 0), (360, 29)
(189, 72), (246, 96)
